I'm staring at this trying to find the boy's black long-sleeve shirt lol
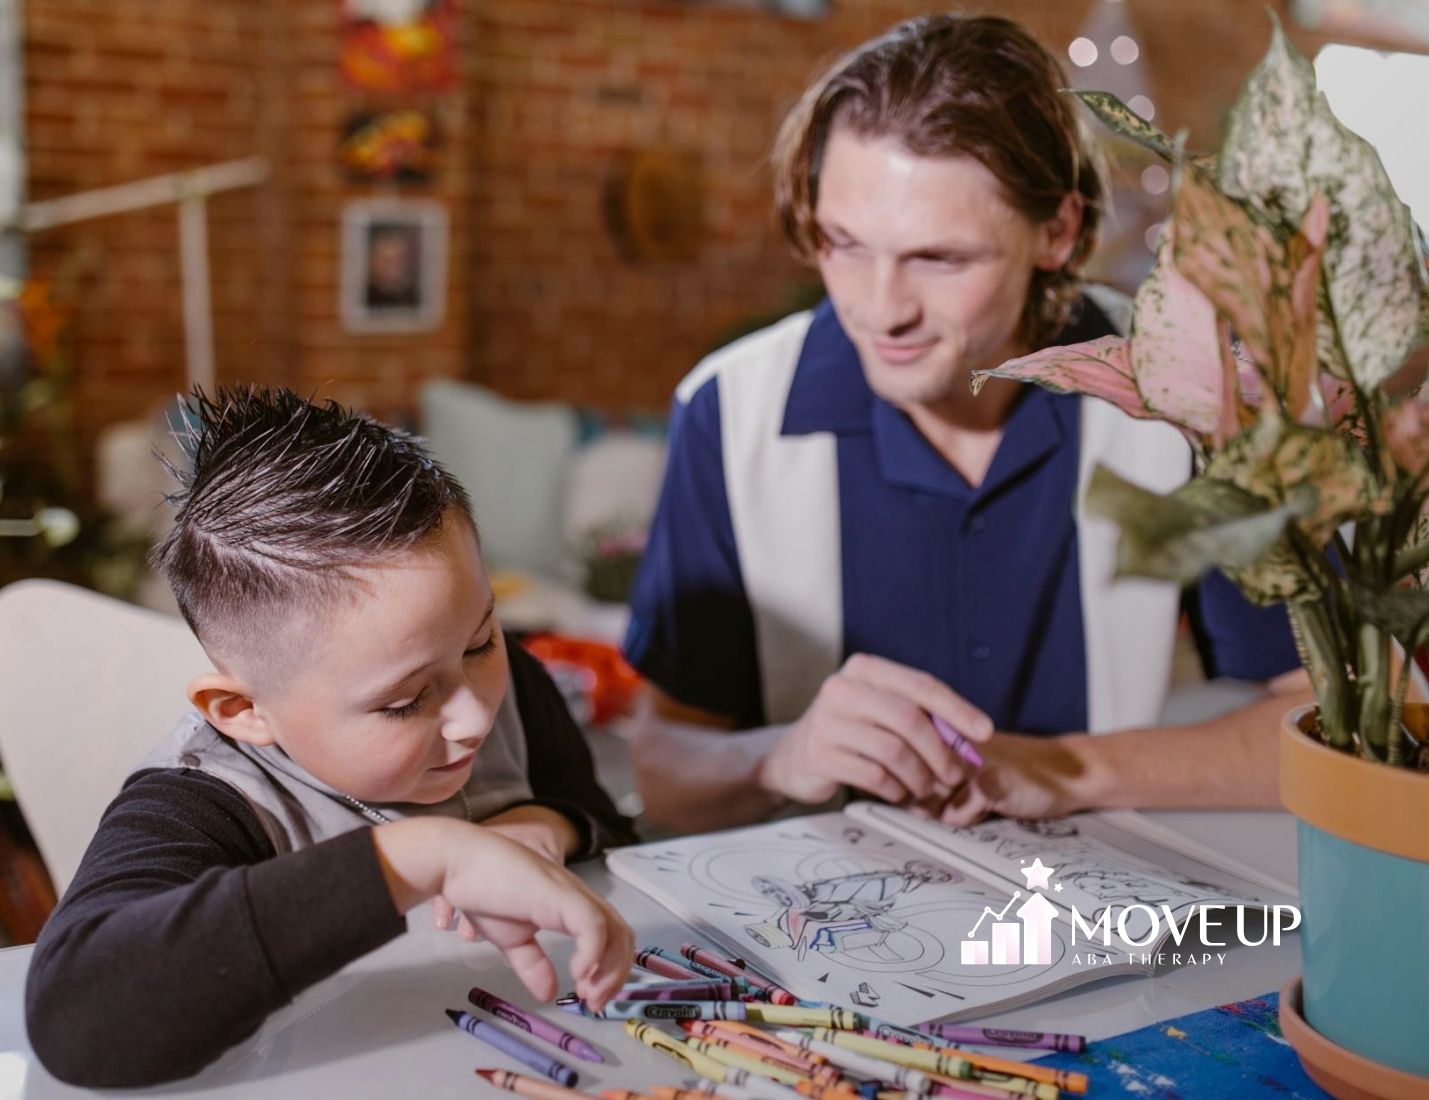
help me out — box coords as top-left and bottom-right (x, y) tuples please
(25, 643), (634, 1088)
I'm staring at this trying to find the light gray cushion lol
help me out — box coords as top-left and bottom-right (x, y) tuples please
(420, 380), (578, 578)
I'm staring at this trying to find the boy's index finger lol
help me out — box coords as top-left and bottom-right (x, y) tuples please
(845, 652), (994, 741)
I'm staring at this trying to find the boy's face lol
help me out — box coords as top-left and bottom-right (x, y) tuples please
(235, 516), (509, 805)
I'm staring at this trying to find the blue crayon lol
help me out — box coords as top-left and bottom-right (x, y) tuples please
(444, 1009), (578, 1087)
(559, 999), (749, 1022)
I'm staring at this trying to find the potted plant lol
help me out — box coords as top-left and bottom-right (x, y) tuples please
(972, 19), (1429, 1095)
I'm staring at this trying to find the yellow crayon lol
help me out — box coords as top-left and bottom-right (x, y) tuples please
(625, 1020), (734, 1083)
(810, 1028), (972, 1079)
(745, 1004), (867, 1030)
(924, 1070), (1059, 1100)
(701, 1021), (834, 1067)
(685, 1027), (840, 1084)
(685, 1036), (811, 1086)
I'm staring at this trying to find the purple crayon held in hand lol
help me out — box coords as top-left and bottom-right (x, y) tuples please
(445, 1009), (579, 1086)
(467, 987), (604, 1064)
(930, 713), (984, 769)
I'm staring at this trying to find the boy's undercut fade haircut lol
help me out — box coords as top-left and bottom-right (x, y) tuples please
(153, 385), (474, 663)
(773, 13), (1107, 349)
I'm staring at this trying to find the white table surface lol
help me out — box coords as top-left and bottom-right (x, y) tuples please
(0, 809), (1301, 1099)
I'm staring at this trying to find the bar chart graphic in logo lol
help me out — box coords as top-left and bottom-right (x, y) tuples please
(960, 857), (1059, 967)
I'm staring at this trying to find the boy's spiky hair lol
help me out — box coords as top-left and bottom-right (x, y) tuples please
(153, 385), (474, 664)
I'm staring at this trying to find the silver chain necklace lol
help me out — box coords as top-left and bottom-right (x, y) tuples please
(340, 786), (472, 826)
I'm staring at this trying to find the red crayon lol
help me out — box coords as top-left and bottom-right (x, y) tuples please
(716, 953), (797, 1006)
(636, 946), (707, 982)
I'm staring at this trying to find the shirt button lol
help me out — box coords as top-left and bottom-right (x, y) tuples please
(180, 753), (201, 767)
(969, 515), (988, 533)
(969, 642), (992, 661)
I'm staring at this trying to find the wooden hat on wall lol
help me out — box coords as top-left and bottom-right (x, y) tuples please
(603, 147), (705, 263)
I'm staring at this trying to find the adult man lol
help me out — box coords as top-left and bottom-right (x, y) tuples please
(623, 15), (1307, 833)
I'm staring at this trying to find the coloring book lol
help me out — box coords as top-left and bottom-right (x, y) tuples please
(607, 805), (1298, 1027)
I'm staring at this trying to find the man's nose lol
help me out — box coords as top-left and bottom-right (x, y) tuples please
(867, 260), (920, 334)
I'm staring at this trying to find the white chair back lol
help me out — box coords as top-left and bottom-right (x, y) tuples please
(0, 580), (209, 894)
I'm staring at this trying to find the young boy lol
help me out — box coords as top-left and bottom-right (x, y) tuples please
(25, 387), (637, 1087)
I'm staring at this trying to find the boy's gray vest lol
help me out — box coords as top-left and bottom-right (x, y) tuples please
(141, 687), (533, 852)
(674, 289), (1191, 734)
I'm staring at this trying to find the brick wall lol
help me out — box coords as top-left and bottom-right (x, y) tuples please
(22, 0), (1397, 459)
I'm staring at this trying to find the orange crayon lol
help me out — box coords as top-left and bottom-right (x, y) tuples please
(477, 1068), (588, 1100)
(682, 1026), (841, 1084)
(602, 1092), (659, 1100)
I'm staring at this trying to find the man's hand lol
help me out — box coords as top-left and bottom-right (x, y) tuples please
(757, 654), (993, 808)
(373, 817), (633, 1009)
(914, 732), (1100, 826)
(432, 805), (581, 936)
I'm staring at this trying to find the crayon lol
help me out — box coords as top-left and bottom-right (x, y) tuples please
(698, 1021), (833, 1066)
(930, 713), (984, 769)
(914, 1026), (1085, 1054)
(682, 1022), (840, 1082)
(476, 1068), (587, 1100)
(602, 1092), (659, 1100)
(468, 985), (603, 1064)
(684, 1036), (813, 1086)
(923, 1045), (1084, 1095)
(446, 1010), (578, 1087)
(810, 1028), (972, 1079)
(563, 999), (748, 1022)
(618, 978), (741, 1001)
(745, 1004), (867, 1030)
(623, 1021), (761, 1090)
(774, 1031), (933, 1095)
(718, 954), (799, 1005)
(651, 1087), (721, 1100)
(637, 946), (709, 981)
(926, 1074), (1057, 1100)
(863, 1017), (949, 1050)
(669, 1078), (802, 1100)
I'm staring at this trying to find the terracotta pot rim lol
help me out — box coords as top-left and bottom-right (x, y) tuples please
(1280, 977), (1429, 1097)
(1279, 705), (1429, 862)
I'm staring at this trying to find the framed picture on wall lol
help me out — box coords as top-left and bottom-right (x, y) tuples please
(340, 198), (447, 334)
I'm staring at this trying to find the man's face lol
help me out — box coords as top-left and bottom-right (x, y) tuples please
(814, 128), (1064, 412)
(249, 518), (509, 805)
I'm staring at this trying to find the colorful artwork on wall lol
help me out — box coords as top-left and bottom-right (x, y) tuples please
(340, 0), (458, 94)
(339, 108), (441, 182)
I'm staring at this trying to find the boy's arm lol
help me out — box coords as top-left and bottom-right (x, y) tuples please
(504, 639), (637, 857)
(26, 768), (405, 1089)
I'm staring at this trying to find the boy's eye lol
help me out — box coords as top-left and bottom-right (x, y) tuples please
(381, 690), (426, 720)
(464, 634), (499, 659)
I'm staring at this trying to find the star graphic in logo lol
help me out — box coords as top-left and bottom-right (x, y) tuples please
(1054, 883), (1064, 893)
(1020, 857), (1056, 890)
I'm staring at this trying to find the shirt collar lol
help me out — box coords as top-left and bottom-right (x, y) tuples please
(780, 297), (1083, 499)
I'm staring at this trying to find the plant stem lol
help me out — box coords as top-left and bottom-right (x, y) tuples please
(1356, 621), (1392, 761)
(1290, 601), (1352, 749)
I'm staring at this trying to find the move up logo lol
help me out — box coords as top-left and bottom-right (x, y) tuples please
(960, 856), (1301, 969)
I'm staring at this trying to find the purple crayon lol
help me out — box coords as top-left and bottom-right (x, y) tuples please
(617, 978), (739, 1001)
(467, 986), (603, 1063)
(930, 713), (984, 769)
(916, 1022), (1086, 1053)
(445, 1009), (579, 1086)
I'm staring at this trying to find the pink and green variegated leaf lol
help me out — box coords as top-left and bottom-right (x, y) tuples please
(1384, 397), (1429, 493)
(1130, 227), (1226, 441)
(970, 336), (1170, 425)
(1171, 168), (1280, 372)
(1206, 414), (1382, 549)
(1070, 91), (1178, 162)
(1217, 14), (1318, 226)
(1279, 193), (1329, 424)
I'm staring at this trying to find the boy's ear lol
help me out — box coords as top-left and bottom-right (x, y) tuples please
(1034, 191), (1085, 272)
(188, 673), (277, 746)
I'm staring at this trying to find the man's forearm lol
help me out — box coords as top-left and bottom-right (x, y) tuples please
(633, 718), (792, 831)
(1073, 685), (1314, 811)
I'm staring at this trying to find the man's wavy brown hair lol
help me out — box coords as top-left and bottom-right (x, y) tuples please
(773, 14), (1106, 348)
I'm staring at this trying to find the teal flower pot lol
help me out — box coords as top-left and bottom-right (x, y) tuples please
(1280, 706), (1429, 1089)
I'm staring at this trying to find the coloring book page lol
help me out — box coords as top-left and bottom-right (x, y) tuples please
(608, 813), (1118, 1026)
